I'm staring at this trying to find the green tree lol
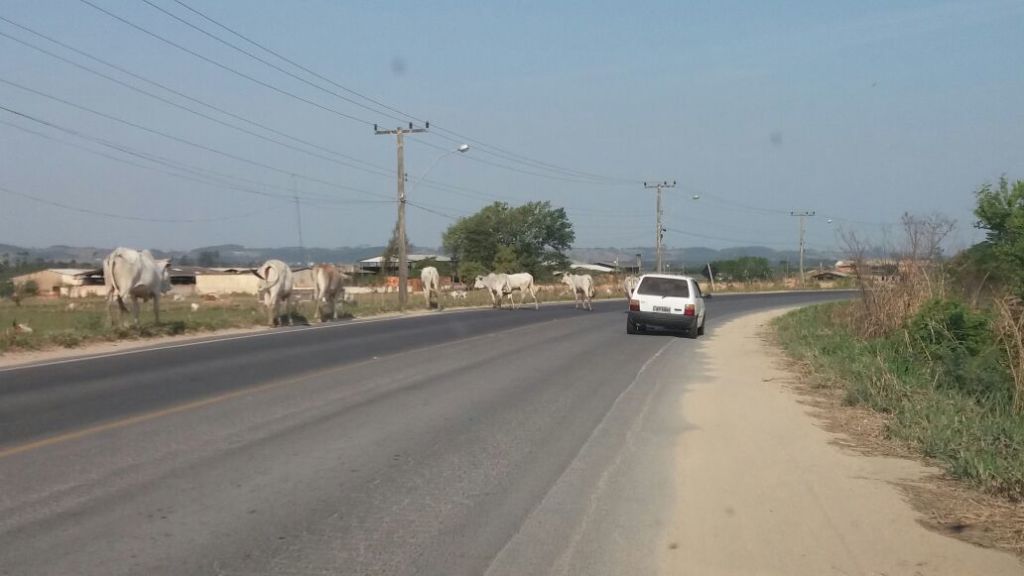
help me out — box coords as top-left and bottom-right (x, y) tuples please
(492, 245), (521, 273)
(442, 201), (574, 280)
(412, 257), (452, 276)
(974, 176), (1024, 294)
(707, 257), (773, 282)
(380, 223), (411, 275)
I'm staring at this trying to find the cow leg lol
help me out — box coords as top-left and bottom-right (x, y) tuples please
(153, 294), (161, 325)
(131, 297), (141, 327)
(530, 287), (539, 310)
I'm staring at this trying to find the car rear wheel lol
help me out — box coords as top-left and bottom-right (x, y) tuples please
(626, 317), (639, 334)
(697, 317), (706, 336)
(686, 322), (699, 339)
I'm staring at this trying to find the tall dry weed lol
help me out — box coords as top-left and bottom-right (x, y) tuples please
(993, 296), (1024, 414)
(841, 213), (955, 339)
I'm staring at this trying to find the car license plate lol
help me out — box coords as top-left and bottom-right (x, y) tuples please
(653, 305), (671, 313)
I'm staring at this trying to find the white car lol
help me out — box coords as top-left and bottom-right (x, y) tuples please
(626, 274), (708, 337)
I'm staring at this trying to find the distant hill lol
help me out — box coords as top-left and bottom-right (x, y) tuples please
(0, 244), (432, 267)
(2, 243), (853, 269)
(568, 246), (845, 269)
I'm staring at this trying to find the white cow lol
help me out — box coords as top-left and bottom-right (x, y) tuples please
(474, 273), (510, 309)
(562, 273), (595, 311)
(254, 259), (294, 326)
(311, 263), (347, 322)
(421, 266), (442, 309)
(503, 272), (540, 310)
(623, 275), (640, 298)
(103, 247), (171, 326)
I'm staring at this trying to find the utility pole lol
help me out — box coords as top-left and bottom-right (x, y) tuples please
(790, 211), (815, 284)
(291, 174), (306, 265)
(644, 181), (675, 272)
(376, 122), (428, 310)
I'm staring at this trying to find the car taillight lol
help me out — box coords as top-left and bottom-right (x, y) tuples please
(629, 299), (640, 311)
(684, 304), (695, 316)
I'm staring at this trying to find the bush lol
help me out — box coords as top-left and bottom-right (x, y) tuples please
(907, 299), (1012, 404)
(22, 280), (39, 297)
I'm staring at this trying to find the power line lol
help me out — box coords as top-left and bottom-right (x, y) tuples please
(0, 78), (391, 201)
(75, 0), (377, 127)
(663, 227), (797, 248)
(138, 0), (410, 126)
(139, 0), (639, 186)
(409, 138), (632, 186)
(0, 116), (400, 211)
(0, 183), (266, 223)
(0, 25), (397, 180)
(0, 16), (390, 172)
(428, 127), (638, 185)
(0, 15), (519, 207)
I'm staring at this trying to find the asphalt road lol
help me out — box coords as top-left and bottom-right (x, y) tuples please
(0, 291), (847, 576)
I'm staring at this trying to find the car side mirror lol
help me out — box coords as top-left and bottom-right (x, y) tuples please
(704, 293), (713, 299)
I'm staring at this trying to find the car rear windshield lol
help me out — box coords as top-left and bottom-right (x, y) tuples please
(636, 277), (690, 297)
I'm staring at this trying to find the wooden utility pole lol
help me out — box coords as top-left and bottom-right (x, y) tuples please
(644, 181), (675, 272)
(790, 210), (815, 284)
(291, 174), (306, 265)
(376, 122), (428, 310)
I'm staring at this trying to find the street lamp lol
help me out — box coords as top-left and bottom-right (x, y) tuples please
(395, 144), (469, 309)
(409, 144), (470, 192)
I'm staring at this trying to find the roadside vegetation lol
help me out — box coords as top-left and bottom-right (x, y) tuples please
(774, 176), (1024, 503)
(0, 284), (624, 354)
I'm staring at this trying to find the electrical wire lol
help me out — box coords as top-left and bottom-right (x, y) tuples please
(76, 0), (377, 127)
(0, 79), (391, 200)
(0, 183), (267, 223)
(0, 16), (393, 176)
(143, 0), (641, 186)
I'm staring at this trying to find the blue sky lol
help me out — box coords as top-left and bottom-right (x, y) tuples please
(1, 0), (1022, 254)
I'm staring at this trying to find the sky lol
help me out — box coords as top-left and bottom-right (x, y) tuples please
(1, 0), (1022, 254)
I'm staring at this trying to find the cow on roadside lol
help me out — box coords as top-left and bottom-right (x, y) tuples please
(623, 275), (640, 298)
(562, 273), (595, 311)
(254, 259), (294, 326)
(474, 273), (510, 309)
(311, 263), (347, 322)
(420, 266), (442, 309)
(503, 272), (540, 310)
(103, 247), (171, 326)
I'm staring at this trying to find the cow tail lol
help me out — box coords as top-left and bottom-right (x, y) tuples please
(110, 256), (129, 312)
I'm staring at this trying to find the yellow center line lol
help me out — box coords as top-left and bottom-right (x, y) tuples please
(0, 359), (366, 460)
(0, 316), (567, 460)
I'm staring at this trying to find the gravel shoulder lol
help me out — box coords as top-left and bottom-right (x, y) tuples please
(658, 308), (1023, 575)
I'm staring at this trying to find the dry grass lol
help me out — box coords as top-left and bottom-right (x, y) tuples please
(993, 296), (1024, 414)
(0, 285), (627, 353)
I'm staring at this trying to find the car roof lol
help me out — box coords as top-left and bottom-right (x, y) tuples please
(638, 273), (698, 281)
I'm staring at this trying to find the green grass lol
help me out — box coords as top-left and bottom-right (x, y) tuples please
(0, 296), (268, 352)
(774, 302), (1024, 501)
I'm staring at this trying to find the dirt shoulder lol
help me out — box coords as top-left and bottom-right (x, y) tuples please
(659, 308), (1023, 575)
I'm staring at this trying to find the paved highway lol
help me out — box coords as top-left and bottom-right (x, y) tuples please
(0, 292), (846, 575)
